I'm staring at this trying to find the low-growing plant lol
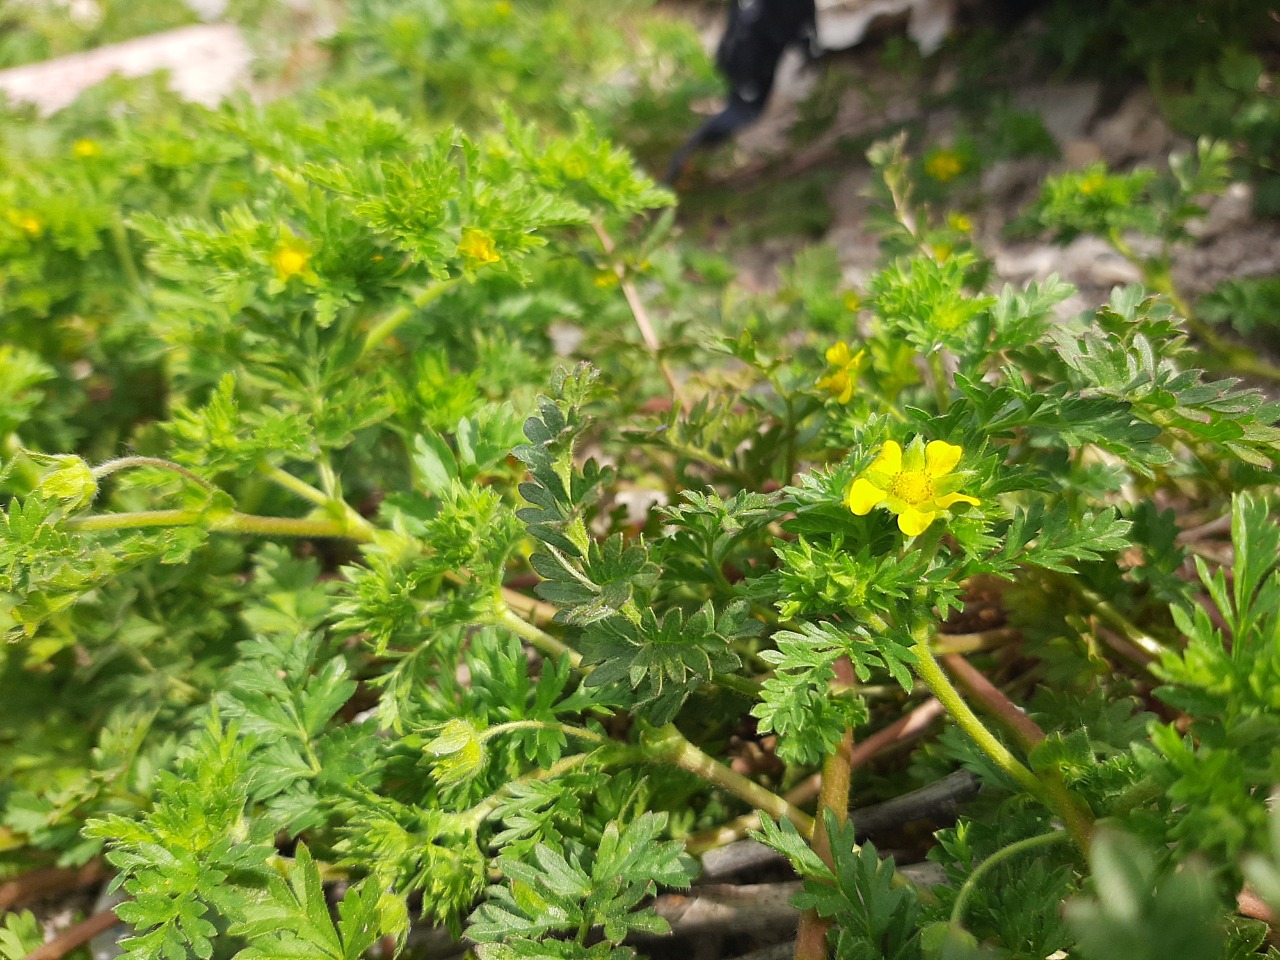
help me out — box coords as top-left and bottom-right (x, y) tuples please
(3, 5), (1280, 960)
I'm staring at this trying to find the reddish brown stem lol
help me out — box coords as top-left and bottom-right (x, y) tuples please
(686, 698), (943, 854)
(941, 654), (1044, 749)
(592, 222), (685, 410)
(26, 909), (120, 960)
(0, 861), (106, 912)
(794, 660), (858, 960)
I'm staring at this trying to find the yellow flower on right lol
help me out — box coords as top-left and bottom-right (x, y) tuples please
(845, 437), (979, 537)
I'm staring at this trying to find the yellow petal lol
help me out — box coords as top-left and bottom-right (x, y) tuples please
(897, 507), (936, 537)
(924, 440), (963, 477)
(825, 342), (851, 365)
(935, 492), (979, 508)
(846, 478), (887, 515)
(870, 440), (901, 474)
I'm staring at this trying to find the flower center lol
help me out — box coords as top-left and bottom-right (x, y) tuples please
(891, 472), (933, 506)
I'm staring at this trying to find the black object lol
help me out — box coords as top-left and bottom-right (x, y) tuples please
(666, 0), (819, 182)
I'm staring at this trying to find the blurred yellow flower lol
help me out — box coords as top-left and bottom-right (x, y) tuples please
(1078, 170), (1107, 196)
(845, 437), (978, 536)
(73, 139), (101, 158)
(947, 212), (972, 233)
(925, 150), (964, 183)
(13, 212), (43, 236)
(817, 341), (866, 404)
(458, 227), (500, 268)
(272, 237), (312, 281)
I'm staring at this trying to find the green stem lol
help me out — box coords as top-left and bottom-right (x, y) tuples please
(92, 456), (217, 491)
(260, 463), (331, 509)
(479, 720), (608, 746)
(927, 351), (951, 414)
(648, 725), (815, 838)
(260, 463), (376, 541)
(1068, 582), (1164, 659)
(909, 621), (1093, 849)
(65, 508), (360, 539)
(496, 605), (582, 669)
(361, 279), (457, 358)
(109, 214), (144, 293)
(950, 831), (1072, 928)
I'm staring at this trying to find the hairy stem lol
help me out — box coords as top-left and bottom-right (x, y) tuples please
(361, 279), (457, 358)
(649, 725), (815, 838)
(92, 456), (217, 491)
(496, 604), (582, 668)
(65, 508), (360, 539)
(910, 620), (1093, 849)
(480, 720), (608, 746)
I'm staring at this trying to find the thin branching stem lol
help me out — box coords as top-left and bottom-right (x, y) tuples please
(92, 456), (217, 491)
(593, 221), (685, 410)
(949, 830), (1073, 929)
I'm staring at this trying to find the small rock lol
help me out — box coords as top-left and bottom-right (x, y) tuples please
(1062, 139), (1104, 169)
(1187, 181), (1254, 240)
(993, 243), (1060, 280)
(980, 156), (1050, 206)
(1092, 88), (1174, 163)
(1014, 82), (1101, 147)
(1062, 235), (1142, 286)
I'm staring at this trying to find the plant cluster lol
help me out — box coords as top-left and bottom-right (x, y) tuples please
(2, 3), (1280, 960)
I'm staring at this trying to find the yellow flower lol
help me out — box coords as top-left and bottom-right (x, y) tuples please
(925, 150), (964, 183)
(947, 212), (972, 233)
(817, 341), (866, 404)
(842, 291), (860, 312)
(562, 153), (589, 180)
(1078, 170), (1107, 196)
(931, 242), (953, 262)
(13, 211), (43, 236)
(271, 237), (311, 281)
(72, 139), (101, 158)
(845, 437), (979, 536)
(457, 227), (500, 268)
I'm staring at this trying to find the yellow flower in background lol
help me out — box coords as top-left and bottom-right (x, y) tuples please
(72, 139), (101, 158)
(11, 211), (43, 236)
(562, 153), (589, 180)
(925, 149), (964, 183)
(1078, 170), (1107, 196)
(842, 291), (860, 312)
(271, 236), (312, 281)
(457, 227), (500, 268)
(845, 437), (979, 536)
(817, 341), (866, 404)
(947, 212), (972, 233)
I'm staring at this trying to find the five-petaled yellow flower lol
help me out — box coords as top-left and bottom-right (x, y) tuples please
(817, 341), (866, 404)
(846, 437), (979, 536)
